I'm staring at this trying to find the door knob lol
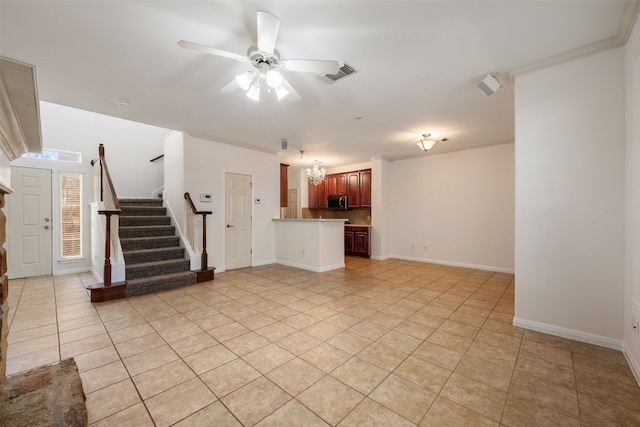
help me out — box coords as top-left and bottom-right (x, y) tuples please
(226, 224), (234, 228)
(44, 225), (50, 230)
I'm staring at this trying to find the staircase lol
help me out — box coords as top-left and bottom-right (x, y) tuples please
(119, 198), (196, 297)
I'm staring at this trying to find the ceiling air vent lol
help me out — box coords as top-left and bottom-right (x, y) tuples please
(319, 63), (356, 84)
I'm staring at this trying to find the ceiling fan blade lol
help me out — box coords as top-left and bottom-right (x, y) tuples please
(279, 75), (301, 102)
(178, 40), (247, 62)
(220, 79), (240, 94)
(256, 10), (280, 55)
(280, 59), (340, 75)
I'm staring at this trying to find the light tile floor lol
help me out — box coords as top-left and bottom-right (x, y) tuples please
(6, 257), (640, 426)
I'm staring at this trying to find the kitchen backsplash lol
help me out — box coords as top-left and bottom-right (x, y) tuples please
(302, 207), (371, 225)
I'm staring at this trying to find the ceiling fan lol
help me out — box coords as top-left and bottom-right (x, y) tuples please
(178, 10), (341, 102)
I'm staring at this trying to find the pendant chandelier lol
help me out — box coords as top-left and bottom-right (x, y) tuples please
(306, 161), (326, 185)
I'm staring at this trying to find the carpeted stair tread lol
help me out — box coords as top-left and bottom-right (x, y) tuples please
(121, 235), (180, 251)
(120, 215), (171, 226)
(119, 198), (163, 206)
(120, 206), (167, 216)
(126, 271), (196, 297)
(123, 246), (185, 264)
(119, 225), (175, 238)
(126, 258), (191, 280)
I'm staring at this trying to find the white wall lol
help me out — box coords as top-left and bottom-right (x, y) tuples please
(625, 17), (640, 380)
(163, 131), (186, 240)
(514, 47), (626, 347)
(182, 134), (279, 272)
(371, 158), (390, 260)
(10, 102), (166, 275)
(388, 143), (515, 272)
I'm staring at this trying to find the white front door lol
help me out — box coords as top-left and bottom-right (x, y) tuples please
(225, 173), (252, 270)
(7, 167), (53, 278)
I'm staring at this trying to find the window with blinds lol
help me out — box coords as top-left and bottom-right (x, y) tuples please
(60, 173), (82, 258)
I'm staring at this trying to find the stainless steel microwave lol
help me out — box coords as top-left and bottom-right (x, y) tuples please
(327, 195), (348, 209)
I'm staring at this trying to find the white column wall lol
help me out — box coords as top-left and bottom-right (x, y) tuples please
(163, 131), (186, 239)
(183, 134), (279, 272)
(514, 47), (626, 347)
(624, 17), (640, 379)
(388, 143), (515, 272)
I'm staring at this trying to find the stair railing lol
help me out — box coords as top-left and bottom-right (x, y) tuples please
(91, 143), (122, 287)
(184, 192), (212, 271)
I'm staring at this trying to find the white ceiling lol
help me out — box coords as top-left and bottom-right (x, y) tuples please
(1, 1), (637, 168)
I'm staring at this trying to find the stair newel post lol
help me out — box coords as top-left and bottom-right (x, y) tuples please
(103, 211), (113, 287)
(98, 144), (105, 202)
(201, 212), (208, 271)
(88, 143), (126, 302)
(184, 192), (215, 282)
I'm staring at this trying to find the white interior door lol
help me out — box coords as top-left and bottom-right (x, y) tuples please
(225, 173), (252, 270)
(7, 166), (53, 278)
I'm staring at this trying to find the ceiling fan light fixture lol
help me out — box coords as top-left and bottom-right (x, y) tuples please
(235, 71), (253, 91)
(275, 84), (289, 100)
(246, 81), (261, 101)
(265, 69), (282, 88)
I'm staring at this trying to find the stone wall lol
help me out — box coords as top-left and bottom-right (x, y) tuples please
(0, 191), (7, 388)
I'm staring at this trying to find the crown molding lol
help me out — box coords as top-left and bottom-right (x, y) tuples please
(512, 0), (640, 77)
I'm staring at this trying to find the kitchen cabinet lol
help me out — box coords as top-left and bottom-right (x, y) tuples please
(359, 170), (371, 207)
(344, 226), (370, 258)
(280, 164), (289, 208)
(317, 179), (327, 208)
(308, 179), (327, 209)
(308, 180), (317, 209)
(327, 174), (346, 196)
(347, 172), (360, 207)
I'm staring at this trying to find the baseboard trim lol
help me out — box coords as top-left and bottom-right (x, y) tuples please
(390, 255), (514, 274)
(275, 260), (345, 273)
(622, 342), (640, 385)
(513, 317), (623, 350)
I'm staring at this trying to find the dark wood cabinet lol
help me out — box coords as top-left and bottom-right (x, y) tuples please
(308, 179), (327, 209)
(280, 164), (289, 208)
(317, 179), (327, 208)
(344, 229), (354, 254)
(359, 170), (371, 207)
(344, 226), (370, 258)
(309, 169), (370, 210)
(308, 180), (318, 209)
(337, 174), (347, 195)
(347, 172), (360, 207)
(327, 175), (338, 196)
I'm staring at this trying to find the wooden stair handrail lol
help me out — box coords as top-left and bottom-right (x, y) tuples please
(185, 192), (212, 271)
(93, 144), (122, 288)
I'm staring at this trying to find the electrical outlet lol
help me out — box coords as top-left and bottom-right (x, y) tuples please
(302, 249), (305, 255)
(424, 245), (427, 251)
(411, 244), (415, 250)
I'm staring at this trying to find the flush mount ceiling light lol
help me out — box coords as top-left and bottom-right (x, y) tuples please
(417, 134), (448, 152)
(477, 73), (502, 96)
(306, 161), (326, 185)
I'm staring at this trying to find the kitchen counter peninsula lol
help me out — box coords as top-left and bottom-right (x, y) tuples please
(273, 218), (347, 272)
